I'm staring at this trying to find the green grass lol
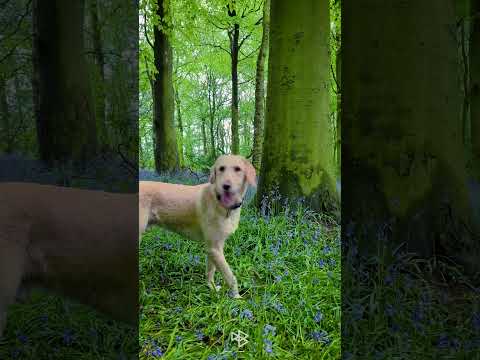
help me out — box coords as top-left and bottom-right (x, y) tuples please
(0, 290), (137, 359)
(343, 226), (480, 358)
(139, 204), (341, 359)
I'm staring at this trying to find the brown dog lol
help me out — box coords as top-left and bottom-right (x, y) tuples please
(139, 155), (257, 298)
(0, 183), (138, 338)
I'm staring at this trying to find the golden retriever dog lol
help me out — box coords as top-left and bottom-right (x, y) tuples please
(0, 183), (138, 338)
(139, 155), (257, 298)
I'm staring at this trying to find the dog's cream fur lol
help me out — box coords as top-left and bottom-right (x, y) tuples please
(139, 155), (256, 298)
(0, 183), (138, 337)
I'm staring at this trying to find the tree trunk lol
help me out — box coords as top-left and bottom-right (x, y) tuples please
(209, 114), (216, 161)
(153, 0), (179, 172)
(201, 116), (208, 157)
(32, 0), (97, 166)
(342, 0), (478, 271)
(252, 0), (270, 170)
(0, 76), (13, 153)
(230, 23), (240, 155)
(257, 0), (338, 216)
(89, 0), (108, 150)
(174, 88), (184, 167)
(471, 0), (480, 180)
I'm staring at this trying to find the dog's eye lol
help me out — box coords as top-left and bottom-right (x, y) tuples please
(219, 166), (225, 172)
(234, 166), (241, 172)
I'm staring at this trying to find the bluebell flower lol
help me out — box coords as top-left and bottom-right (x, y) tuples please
(263, 324), (276, 336)
(62, 329), (74, 345)
(174, 306), (183, 313)
(311, 330), (330, 344)
(17, 334), (28, 344)
(351, 303), (364, 321)
(263, 338), (273, 353)
(150, 346), (163, 357)
(11, 348), (21, 359)
(318, 259), (325, 268)
(175, 335), (183, 342)
(323, 246), (331, 255)
(195, 330), (205, 341)
(274, 274), (283, 283)
(384, 304), (395, 317)
(437, 334), (449, 349)
(314, 311), (323, 323)
(240, 309), (254, 321)
(472, 312), (480, 331)
(272, 301), (286, 313)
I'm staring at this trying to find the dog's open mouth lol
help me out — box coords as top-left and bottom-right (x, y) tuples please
(217, 191), (242, 210)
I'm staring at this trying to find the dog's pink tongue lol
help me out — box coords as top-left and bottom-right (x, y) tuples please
(221, 192), (233, 207)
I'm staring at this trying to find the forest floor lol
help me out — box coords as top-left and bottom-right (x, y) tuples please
(139, 201), (341, 360)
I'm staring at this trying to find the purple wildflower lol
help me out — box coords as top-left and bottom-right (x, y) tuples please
(311, 330), (330, 344)
(240, 309), (254, 321)
(263, 324), (276, 336)
(263, 338), (273, 354)
(150, 346), (163, 357)
(314, 311), (323, 323)
(62, 329), (74, 346)
(195, 330), (205, 341)
(472, 312), (480, 331)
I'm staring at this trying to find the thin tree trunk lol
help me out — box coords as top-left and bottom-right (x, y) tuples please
(257, 0), (338, 216)
(252, 0), (270, 170)
(230, 23), (240, 154)
(152, 0), (179, 172)
(32, 0), (97, 166)
(174, 88), (184, 167)
(201, 116), (208, 157)
(471, 0), (480, 180)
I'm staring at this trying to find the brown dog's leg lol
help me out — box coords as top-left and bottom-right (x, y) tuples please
(0, 237), (25, 337)
(206, 255), (220, 291)
(208, 247), (241, 298)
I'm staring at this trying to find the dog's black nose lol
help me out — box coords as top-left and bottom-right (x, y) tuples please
(223, 184), (231, 191)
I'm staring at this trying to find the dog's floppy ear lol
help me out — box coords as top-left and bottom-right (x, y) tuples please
(242, 158), (257, 187)
(209, 166), (216, 184)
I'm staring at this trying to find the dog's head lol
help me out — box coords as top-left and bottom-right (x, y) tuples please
(209, 155), (257, 210)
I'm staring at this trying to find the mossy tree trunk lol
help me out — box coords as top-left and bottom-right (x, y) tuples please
(32, 0), (97, 166)
(252, 0), (270, 170)
(153, 0), (179, 172)
(257, 0), (338, 216)
(471, 0), (480, 180)
(0, 76), (13, 153)
(343, 0), (479, 271)
(89, 0), (108, 150)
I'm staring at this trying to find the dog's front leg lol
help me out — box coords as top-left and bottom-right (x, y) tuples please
(0, 239), (25, 338)
(206, 256), (220, 291)
(207, 247), (241, 299)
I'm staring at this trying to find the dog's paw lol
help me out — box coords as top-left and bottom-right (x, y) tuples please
(228, 290), (242, 299)
(208, 282), (221, 292)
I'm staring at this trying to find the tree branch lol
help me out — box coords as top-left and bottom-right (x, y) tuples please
(143, 11), (154, 50)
